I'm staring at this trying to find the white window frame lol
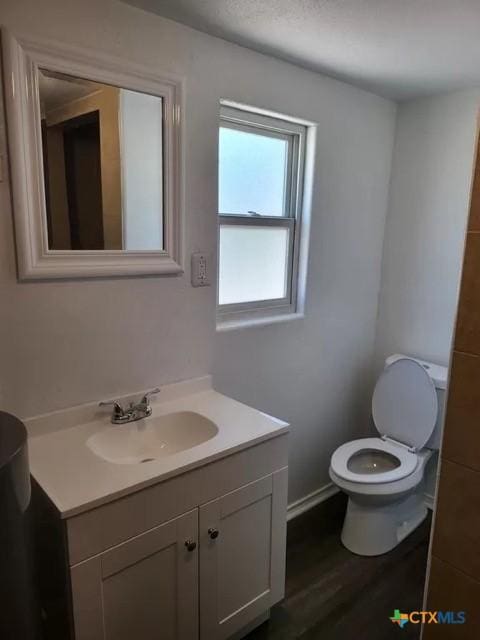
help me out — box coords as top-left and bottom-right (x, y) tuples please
(217, 105), (307, 323)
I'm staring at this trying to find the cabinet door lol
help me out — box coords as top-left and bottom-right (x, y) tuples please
(70, 509), (198, 640)
(199, 468), (288, 640)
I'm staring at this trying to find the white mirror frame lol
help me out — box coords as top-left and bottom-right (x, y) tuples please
(1, 30), (184, 280)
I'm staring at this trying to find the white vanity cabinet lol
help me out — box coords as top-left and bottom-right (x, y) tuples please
(57, 435), (289, 640)
(200, 472), (287, 640)
(71, 510), (199, 640)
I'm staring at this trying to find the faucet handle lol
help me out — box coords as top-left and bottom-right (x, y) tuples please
(140, 388), (161, 405)
(99, 400), (125, 417)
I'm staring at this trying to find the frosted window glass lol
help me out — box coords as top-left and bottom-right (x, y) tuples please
(219, 127), (287, 216)
(219, 225), (289, 305)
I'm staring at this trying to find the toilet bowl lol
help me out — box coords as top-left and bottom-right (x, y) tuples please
(329, 355), (447, 556)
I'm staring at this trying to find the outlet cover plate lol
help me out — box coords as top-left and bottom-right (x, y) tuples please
(191, 252), (210, 287)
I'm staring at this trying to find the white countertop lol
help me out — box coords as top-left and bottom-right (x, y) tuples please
(26, 377), (289, 518)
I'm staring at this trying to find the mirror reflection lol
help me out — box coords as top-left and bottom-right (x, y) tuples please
(38, 69), (164, 251)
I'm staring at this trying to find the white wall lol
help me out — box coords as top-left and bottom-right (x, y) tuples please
(0, 0), (396, 505)
(375, 90), (480, 370)
(373, 90), (480, 500)
(120, 89), (163, 250)
(213, 103), (395, 501)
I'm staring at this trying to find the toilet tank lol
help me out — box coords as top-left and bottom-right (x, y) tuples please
(385, 354), (448, 450)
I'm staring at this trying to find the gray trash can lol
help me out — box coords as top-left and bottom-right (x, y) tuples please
(0, 411), (40, 639)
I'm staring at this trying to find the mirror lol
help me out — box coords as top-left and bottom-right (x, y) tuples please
(2, 31), (183, 279)
(39, 70), (164, 251)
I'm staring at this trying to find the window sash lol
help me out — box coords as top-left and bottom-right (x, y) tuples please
(219, 120), (294, 218)
(218, 215), (296, 314)
(219, 107), (303, 220)
(217, 105), (306, 317)
(220, 105), (306, 137)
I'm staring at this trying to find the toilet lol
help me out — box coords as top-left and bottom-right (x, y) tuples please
(329, 354), (447, 556)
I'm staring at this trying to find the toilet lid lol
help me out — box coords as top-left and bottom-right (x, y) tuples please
(372, 358), (438, 450)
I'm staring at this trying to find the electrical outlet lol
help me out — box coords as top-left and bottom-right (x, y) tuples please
(191, 252), (210, 287)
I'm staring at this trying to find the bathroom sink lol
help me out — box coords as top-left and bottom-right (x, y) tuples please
(86, 411), (218, 465)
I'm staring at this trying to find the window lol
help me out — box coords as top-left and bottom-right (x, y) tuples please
(217, 105), (307, 322)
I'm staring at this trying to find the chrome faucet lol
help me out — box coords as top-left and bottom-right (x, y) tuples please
(99, 388), (161, 424)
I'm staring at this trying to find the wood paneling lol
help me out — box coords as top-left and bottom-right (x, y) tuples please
(442, 351), (480, 471)
(455, 233), (480, 355)
(432, 460), (480, 579)
(468, 144), (480, 231)
(424, 557), (480, 639)
(426, 129), (480, 634)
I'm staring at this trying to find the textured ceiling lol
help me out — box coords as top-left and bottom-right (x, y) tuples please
(123, 0), (480, 100)
(39, 72), (98, 112)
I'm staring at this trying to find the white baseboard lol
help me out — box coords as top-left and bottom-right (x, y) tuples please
(424, 492), (435, 511)
(287, 485), (435, 521)
(287, 482), (339, 521)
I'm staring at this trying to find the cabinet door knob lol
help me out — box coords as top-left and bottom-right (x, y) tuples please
(185, 539), (197, 552)
(208, 527), (219, 540)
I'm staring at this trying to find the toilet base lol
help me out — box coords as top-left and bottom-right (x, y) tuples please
(341, 491), (428, 556)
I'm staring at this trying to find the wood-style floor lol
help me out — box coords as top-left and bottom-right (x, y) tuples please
(246, 493), (432, 640)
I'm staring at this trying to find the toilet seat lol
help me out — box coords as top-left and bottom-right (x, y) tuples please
(330, 437), (418, 484)
(372, 357), (438, 450)
(328, 354), (443, 555)
(330, 357), (439, 486)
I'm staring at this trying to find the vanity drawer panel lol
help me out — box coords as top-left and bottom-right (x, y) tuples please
(67, 472), (198, 566)
(101, 518), (178, 579)
(183, 433), (287, 511)
(67, 434), (288, 565)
